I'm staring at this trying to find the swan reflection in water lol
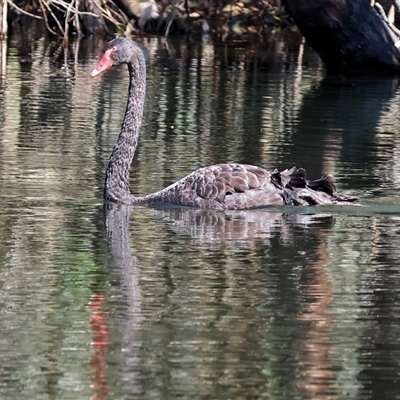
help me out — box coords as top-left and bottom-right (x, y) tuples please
(101, 204), (338, 399)
(152, 206), (336, 246)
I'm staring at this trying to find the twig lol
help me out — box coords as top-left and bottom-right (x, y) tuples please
(38, 0), (59, 35)
(102, 4), (128, 24)
(393, 0), (400, 14)
(8, 0), (127, 37)
(1, 0), (8, 36)
(92, 0), (121, 25)
(52, 0), (121, 26)
(6, 0), (43, 19)
(40, 0), (65, 35)
(374, 1), (400, 40)
(165, 5), (176, 37)
(107, 0), (129, 23)
(50, 1), (67, 14)
(64, 0), (74, 38)
(50, 0), (99, 18)
(74, 0), (81, 38)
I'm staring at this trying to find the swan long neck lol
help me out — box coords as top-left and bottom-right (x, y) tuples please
(104, 52), (146, 203)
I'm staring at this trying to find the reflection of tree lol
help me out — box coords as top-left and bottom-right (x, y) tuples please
(297, 228), (334, 399)
(283, 76), (400, 190)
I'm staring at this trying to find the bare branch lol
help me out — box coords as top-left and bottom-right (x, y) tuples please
(7, 0), (127, 36)
(50, 0), (100, 18)
(107, 0), (129, 23)
(91, 0), (121, 25)
(74, 0), (81, 38)
(40, 0), (66, 35)
(38, 0), (59, 35)
(64, 0), (74, 37)
(6, 0), (43, 20)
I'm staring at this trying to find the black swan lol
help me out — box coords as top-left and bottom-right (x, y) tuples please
(91, 38), (358, 210)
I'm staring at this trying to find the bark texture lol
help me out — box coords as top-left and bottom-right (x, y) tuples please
(284, 0), (400, 74)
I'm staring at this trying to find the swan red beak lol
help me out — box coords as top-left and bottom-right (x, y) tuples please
(91, 48), (114, 78)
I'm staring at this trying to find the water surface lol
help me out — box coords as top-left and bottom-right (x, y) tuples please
(1, 32), (400, 399)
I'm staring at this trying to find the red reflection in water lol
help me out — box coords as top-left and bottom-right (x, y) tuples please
(88, 294), (109, 400)
(298, 241), (335, 399)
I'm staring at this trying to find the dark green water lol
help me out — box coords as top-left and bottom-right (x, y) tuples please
(1, 32), (400, 399)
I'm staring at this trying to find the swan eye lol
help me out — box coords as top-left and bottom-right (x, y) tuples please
(112, 46), (117, 52)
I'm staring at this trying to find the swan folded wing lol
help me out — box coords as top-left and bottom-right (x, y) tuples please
(224, 184), (285, 209)
(199, 164), (271, 196)
(179, 163), (283, 209)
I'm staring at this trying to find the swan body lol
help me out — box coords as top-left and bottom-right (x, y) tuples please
(91, 38), (358, 210)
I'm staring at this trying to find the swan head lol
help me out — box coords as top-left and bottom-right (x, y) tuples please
(91, 38), (138, 78)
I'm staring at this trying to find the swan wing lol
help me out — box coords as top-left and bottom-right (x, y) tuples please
(169, 163), (285, 209)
